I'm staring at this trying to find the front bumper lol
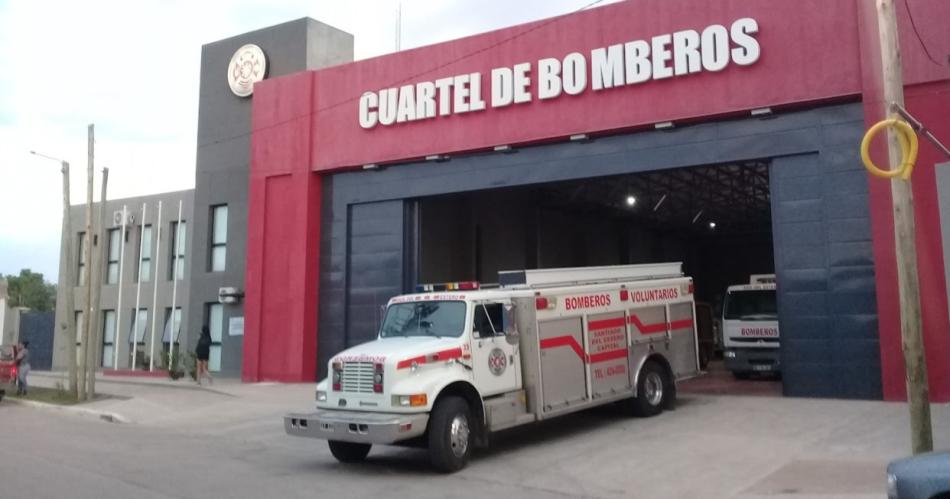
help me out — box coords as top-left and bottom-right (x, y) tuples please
(284, 409), (429, 445)
(724, 347), (781, 373)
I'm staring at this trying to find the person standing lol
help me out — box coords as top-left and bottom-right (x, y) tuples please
(15, 340), (29, 396)
(195, 326), (212, 385)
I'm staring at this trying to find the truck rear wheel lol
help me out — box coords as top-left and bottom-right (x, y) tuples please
(327, 440), (371, 463)
(428, 396), (472, 473)
(626, 360), (670, 418)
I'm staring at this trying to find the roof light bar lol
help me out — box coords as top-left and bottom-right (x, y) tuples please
(415, 281), (480, 292)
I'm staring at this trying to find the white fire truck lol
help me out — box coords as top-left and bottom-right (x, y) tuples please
(721, 274), (780, 377)
(285, 263), (700, 472)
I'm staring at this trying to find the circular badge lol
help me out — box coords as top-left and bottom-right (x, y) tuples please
(227, 44), (267, 97)
(488, 348), (507, 376)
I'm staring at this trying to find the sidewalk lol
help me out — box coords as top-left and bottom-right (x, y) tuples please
(24, 370), (317, 428)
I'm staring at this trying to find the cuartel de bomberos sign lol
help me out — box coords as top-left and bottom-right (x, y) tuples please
(358, 18), (760, 129)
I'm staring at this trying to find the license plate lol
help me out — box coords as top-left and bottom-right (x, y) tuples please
(752, 365), (773, 371)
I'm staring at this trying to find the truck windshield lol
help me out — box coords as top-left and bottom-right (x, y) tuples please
(724, 290), (777, 320)
(380, 301), (467, 338)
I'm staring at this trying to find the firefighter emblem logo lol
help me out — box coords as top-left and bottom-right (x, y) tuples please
(488, 348), (507, 376)
(228, 44), (267, 97)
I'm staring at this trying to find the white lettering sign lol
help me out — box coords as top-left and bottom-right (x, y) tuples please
(358, 18), (761, 129)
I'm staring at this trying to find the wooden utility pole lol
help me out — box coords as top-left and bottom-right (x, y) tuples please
(58, 160), (78, 398)
(876, 0), (932, 454)
(79, 124), (95, 401)
(87, 167), (108, 399)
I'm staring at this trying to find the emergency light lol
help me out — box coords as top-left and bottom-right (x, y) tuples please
(415, 281), (480, 292)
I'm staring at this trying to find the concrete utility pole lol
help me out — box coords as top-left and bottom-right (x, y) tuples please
(87, 168), (108, 399)
(876, 0), (932, 454)
(79, 124), (95, 401)
(31, 150), (77, 396)
(59, 160), (77, 397)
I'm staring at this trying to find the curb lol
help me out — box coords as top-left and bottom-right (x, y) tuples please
(29, 372), (238, 397)
(3, 397), (131, 424)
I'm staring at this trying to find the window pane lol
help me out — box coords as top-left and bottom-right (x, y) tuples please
(175, 258), (185, 280)
(141, 226), (152, 258)
(175, 222), (187, 256)
(212, 206), (228, 244)
(209, 304), (223, 342)
(162, 308), (182, 342)
(130, 309), (148, 343)
(109, 229), (120, 260)
(140, 260), (151, 282)
(211, 246), (226, 272)
(103, 310), (116, 343)
(102, 345), (114, 368)
(209, 345), (221, 372)
(108, 262), (119, 284)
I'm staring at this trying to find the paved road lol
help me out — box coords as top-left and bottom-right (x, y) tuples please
(3, 391), (947, 499)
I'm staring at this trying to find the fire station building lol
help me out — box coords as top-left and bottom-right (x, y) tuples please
(63, 1), (950, 402)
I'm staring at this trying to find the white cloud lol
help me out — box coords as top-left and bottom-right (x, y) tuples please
(0, 0), (621, 280)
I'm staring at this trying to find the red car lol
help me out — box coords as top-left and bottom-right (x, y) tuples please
(0, 345), (17, 386)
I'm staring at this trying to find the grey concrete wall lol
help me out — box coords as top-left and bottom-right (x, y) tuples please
(320, 103), (882, 399)
(187, 18), (353, 376)
(936, 163), (950, 329)
(52, 190), (194, 370)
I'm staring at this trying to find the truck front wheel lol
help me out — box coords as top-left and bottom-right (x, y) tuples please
(327, 440), (371, 463)
(428, 396), (472, 473)
(626, 360), (670, 418)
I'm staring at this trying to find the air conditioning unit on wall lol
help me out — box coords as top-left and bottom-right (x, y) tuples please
(112, 210), (135, 227)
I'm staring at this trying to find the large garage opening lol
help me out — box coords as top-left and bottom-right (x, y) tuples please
(416, 160), (781, 395)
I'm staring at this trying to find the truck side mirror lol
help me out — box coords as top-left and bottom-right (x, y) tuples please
(504, 303), (519, 345)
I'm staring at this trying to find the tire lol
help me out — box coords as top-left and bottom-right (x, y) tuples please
(627, 360), (670, 418)
(427, 396), (472, 473)
(327, 440), (371, 463)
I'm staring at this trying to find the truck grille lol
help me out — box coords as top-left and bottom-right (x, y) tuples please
(341, 362), (376, 393)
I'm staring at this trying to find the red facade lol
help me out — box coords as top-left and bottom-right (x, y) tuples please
(243, 0), (950, 400)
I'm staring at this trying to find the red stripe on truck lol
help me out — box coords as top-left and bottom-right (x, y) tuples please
(539, 336), (628, 364)
(396, 347), (464, 369)
(628, 314), (667, 334)
(669, 319), (694, 330)
(588, 348), (628, 363)
(539, 336), (587, 361)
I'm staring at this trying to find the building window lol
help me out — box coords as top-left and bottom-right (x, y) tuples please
(102, 309), (116, 368)
(106, 228), (120, 284)
(169, 221), (186, 280)
(210, 205), (228, 272)
(137, 225), (153, 282)
(206, 303), (224, 372)
(77, 232), (87, 286)
(162, 307), (182, 344)
(129, 308), (148, 344)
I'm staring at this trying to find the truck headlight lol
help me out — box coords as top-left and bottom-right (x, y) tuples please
(392, 394), (427, 407)
(316, 390), (327, 402)
(886, 472), (897, 499)
(724, 350), (737, 358)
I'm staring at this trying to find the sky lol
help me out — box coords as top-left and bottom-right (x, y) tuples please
(0, 0), (622, 282)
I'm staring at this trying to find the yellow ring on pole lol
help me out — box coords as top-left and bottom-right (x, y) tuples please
(861, 118), (919, 180)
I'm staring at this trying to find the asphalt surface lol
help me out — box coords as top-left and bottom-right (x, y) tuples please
(3, 389), (948, 499)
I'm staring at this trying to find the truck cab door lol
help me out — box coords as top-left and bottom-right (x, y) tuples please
(470, 301), (521, 396)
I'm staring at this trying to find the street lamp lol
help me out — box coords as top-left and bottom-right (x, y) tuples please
(30, 150), (77, 398)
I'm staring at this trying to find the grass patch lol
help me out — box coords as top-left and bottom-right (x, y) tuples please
(3, 385), (80, 405)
